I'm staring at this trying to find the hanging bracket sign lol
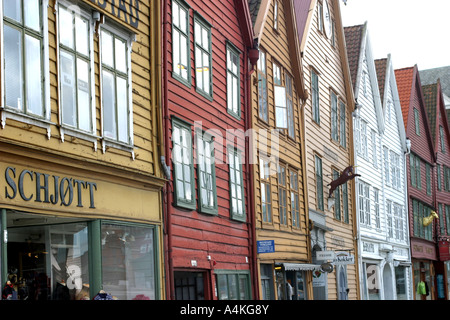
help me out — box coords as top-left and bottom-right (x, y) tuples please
(332, 251), (355, 265)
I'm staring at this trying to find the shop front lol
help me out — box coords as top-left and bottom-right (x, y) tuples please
(411, 238), (437, 300)
(0, 156), (164, 300)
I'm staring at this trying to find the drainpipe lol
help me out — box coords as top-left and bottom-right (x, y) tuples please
(161, 0), (174, 300)
(246, 42), (259, 300)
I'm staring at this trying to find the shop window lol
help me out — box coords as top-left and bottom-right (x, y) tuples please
(6, 218), (89, 300)
(364, 263), (380, 300)
(395, 266), (407, 300)
(174, 271), (205, 300)
(101, 223), (156, 300)
(2, 0), (50, 129)
(216, 271), (250, 300)
(100, 25), (133, 147)
(260, 264), (275, 300)
(58, 3), (94, 135)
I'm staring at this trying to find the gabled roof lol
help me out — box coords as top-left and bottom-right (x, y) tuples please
(422, 83), (438, 143)
(375, 54), (408, 152)
(344, 22), (384, 133)
(394, 67), (415, 129)
(248, 0), (307, 99)
(395, 65), (436, 162)
(421, 80), (450, 154)
(374, 58), (387, 103)
(344, 24), (364, 91)
(294, 0), (355, 110)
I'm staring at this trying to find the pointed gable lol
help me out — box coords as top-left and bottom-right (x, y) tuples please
(374, 58), (387, 104)
(344, 24), (364, 91)
(422, 83), (438, 143)
(394, 67), (415, 129)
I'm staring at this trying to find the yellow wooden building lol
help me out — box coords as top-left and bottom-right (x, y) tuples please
(249, 0), (314, 300)
(0, 0), (165, 300)
(294, 0), (360, 299)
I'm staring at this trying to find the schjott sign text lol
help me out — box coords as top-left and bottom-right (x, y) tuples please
(4, 167), (97, 209)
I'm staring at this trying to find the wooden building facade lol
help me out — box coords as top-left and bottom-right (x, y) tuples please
(396, 65), (437, 300)
(249, 0), (311, 300)
(162, 0), (257, 300)
(0, 0), (165, 300)
(422, 79), (450, 300)
(294, 0), (359, 300)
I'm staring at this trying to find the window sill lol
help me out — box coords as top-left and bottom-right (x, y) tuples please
(1, 107), (53, 139)
(60, 125), (98, 149)
(101, 137), (135, 159)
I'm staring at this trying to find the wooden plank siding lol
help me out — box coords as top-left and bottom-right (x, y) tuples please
(251, 0), (310, 272)
(298, 0), (359, 300)
(163, 0), (255, 300)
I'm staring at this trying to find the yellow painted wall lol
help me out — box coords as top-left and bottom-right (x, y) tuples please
(252, 0), (311, 299)
(301, 0), (359, 300)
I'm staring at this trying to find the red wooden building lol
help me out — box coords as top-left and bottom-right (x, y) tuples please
(396, 65), (438, 300)
(422, 79), (450, 300)
(161, 0), (258, 300)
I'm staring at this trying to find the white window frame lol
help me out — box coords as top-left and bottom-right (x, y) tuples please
(99, 20), (135, 156)
(56, 1), (96, 146)
(0, 0), (51, 137)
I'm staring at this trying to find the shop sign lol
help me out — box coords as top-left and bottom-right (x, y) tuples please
(89, 0), (140, 29)
(411, 239), (436, 260)
(316, 250), (335, 261)
(3, 166), (97, 209)
(257, 240), (275, 253)
(438, 240), (450, 261)
(332, 251), (355, 265)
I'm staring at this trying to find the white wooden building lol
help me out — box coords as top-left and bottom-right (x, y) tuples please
(344, 22), (413, 300)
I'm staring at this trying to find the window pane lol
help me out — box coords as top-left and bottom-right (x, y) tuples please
(7, 222), (89, 301)
(77, 58), (91, 131)
(115, 38), (127, 73)
(59, 7), (74, 49)
(102, 70), (116, 139)
(4, 0), (22, 22)
(102, 223), (156, 300)
(4, 25), (23, 110)
(25, 35), (43, 116)
(117, 77), (128, 143)
(75, 16), (89, 56)
(101, 31), (114, 67)
(24, 0), (40, 31)
(60, 51), (76, 126)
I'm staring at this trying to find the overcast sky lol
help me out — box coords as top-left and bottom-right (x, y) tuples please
(340, 0), (450, 71)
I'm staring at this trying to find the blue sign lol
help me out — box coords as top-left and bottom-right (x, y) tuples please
(257, 240), (275, 253)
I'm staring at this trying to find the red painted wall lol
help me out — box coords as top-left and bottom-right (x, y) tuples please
(162, 0), (255, 300)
